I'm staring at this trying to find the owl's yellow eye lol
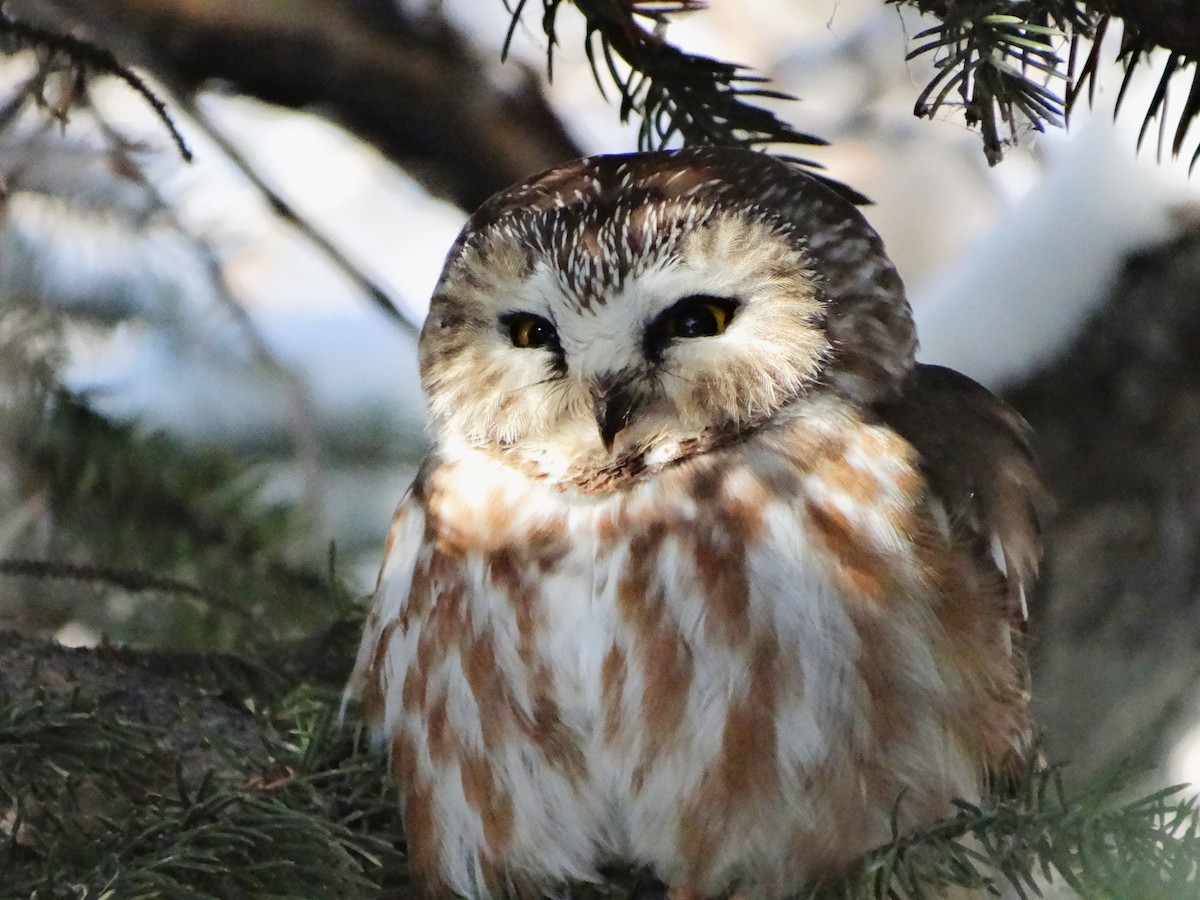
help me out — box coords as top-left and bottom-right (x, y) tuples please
(503, 313), (559, 350)
(664, 301), (730, 338)
(650, 295), (737, 350)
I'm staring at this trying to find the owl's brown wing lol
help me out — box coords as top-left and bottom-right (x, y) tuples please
(874, 364), (1050, 627)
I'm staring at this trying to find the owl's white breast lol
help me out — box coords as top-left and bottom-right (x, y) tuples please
(356, 411), (983, 897)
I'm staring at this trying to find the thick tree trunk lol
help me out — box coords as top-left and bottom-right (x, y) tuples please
(1013, 220), (1200, 781)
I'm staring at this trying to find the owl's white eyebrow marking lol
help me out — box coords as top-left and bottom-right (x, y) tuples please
(681, 178), (723, 198)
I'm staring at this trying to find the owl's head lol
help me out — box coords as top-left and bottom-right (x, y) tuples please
(419, 148), (915, 488)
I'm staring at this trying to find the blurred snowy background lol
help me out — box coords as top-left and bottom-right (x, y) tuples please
(3, 0), (1200, 785)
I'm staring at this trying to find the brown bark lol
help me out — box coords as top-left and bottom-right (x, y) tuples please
(18, 0), (583, 210)
(0, 629), (272, 772)
(1012, 218), (1200, 781)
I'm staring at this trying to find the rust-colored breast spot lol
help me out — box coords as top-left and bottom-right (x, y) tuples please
(718, 638), (780, 802)
(717, 472), (771, 543)
(426, 686), (453, 765)
(360, 620), (397, 723)
(401, 664), (428, 714)
(600, 645), (628, 743)
(463, 633), (510, 752)
(695, 542), (751, 646)
(461, 754), (515, 857)
(819, 457), (883, 505)
(638, 629), (695, 766)
(403, 776), (445, 894)
(804, 498), (890, 602)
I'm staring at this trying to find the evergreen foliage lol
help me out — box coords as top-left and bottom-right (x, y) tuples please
(0, 671), (404, 898)
(3, 662), (1198, 899)
(508, 1), (823, 152)
(509, 0), (865, 201)
(1, 387), (343, 651)
(515, 1), (1200, 168)
(808, 756), (1200, 898)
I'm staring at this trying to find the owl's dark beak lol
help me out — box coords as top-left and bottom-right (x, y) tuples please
(589, 373), (638, 453)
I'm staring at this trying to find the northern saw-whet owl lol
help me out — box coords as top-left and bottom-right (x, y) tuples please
(348, 147), (1045, 898)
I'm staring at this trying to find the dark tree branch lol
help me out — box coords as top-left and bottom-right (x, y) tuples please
(22, 0), (583, 210)
(173, 90), (417, 332)
(0, 557), (255, 624)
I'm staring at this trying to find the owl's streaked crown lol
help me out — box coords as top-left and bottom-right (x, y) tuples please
(418, 148), (916, 491)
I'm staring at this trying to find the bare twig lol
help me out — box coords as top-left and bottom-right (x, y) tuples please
(176, 93), (417, 334)
(10, 0), (419, 330)
(0, 556), (257, 624)
(86, 99), (329, 534)
(0, 66), (44, 133)
(0, 9), (192, 161)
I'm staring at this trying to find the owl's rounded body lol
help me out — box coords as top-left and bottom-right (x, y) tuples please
(349, 149), (1043, 898)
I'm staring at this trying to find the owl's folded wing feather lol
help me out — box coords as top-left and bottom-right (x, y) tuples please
(874, 364), (1050, 627)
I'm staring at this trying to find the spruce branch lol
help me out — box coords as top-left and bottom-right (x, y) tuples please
(5, 645), (1199, 898)
(509, 0), (805, 148)
(0, 8), (192, 161)
(16, 390), (341, 650)
(517, 1), (1200, 172)
(897, 0), (1200, 168)
(0, 684), (401, 898)
(1107, 29), (1200, 170)
(898, 1), (1095, 165)
(805, 752), (1200, 899)
(508, 0), (868, 203)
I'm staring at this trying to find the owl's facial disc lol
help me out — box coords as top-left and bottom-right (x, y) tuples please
(419, 200), (833, 485)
